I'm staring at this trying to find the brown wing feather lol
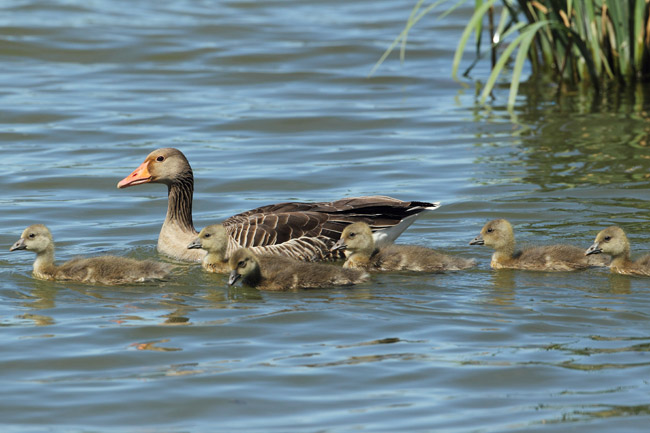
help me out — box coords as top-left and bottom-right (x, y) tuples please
(223, 196), (435, 249)
(226, 212), (329, 247)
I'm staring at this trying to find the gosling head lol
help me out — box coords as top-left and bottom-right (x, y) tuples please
(10, 224), (53, 254)
(586, 226), (629, 258)
(187, 224), (228, 253)
(228, 248), (259, 286)
(118, 147), (192, 188)
(469, 219), (515, 251)
(331, 222), (375, 257)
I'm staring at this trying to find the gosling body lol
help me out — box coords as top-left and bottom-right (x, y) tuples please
(10, 224), (172, 285)
(187, 224), (230, 273)
(333, 222), (476, 272)
(586, 226), (650, 276)
(470, 219), (608, 271)
(228, 248), (368, 291)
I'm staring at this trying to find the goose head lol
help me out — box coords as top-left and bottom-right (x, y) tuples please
(188, 224), (228, 254)
(117, 148), (192, 188)
(228, 248), (260, 285)
(470, 219), (515, 251)
(10, 224), (53, 253)
(586, 226), (629, 258)
(332, 222), (375, 257)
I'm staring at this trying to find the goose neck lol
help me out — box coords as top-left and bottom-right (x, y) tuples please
(33, 246), (56, 279)
(165, 174), (195, 233)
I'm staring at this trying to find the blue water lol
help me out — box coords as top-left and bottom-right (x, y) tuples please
(2, 1), (650, 432)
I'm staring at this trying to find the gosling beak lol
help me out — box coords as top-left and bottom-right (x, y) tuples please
(187, 238), (202, 250)
(469, 234), (484, 245)
(117, 160), (152, 188)
(228, 270), (241, 286)
(585, 242), (602, 256)
(9, 238), (26, 251)
(330, 238), (347, 252)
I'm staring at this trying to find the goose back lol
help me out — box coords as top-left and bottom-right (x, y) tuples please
(510, 244), (602, 271)
(56, 256), (172, 285)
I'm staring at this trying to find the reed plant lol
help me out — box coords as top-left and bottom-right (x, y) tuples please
(372, 0), (650, 108)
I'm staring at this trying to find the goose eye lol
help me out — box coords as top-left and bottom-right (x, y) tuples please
(604, 236), (611, 242)
(204, 233), (211, 238)
(238, 260), (245, 268)
(156, 155), (165, 162)
(349, 233), (356, 238)
(486, 228), (494, 233)
(28, 233), (35, 238)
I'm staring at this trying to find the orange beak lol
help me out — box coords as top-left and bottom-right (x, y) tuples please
(117, 160), (152, 188)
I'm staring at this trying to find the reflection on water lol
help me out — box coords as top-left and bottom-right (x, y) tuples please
(490, 269), (516, 292)
(579, 404), (650, 420)
(22, 283), (57, 312)
(131, 339), (182, 352)
(17, 313), (54, 327)
(607, 274), (632, 294)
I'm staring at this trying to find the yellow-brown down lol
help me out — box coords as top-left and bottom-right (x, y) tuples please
(334, 222), (475, 272)
(227, 248), (368, 291)
(586, 226), (650, 277)
(10, 224), (172, 285)
(470, 219), (608, 271)
(187, 224), (230, 273)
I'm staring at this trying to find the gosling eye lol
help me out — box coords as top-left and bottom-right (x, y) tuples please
(156, 155), (165, 162)
(28, 233), (35, 238)
(604, 236), (611, 242)
(486, 228), (494, 233)
(204, 233), (211, 238)
(237, 260), (246, 268)
(349, 232), (356, 239)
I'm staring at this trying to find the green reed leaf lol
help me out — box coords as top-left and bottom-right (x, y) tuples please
(452, 0), (498, 80)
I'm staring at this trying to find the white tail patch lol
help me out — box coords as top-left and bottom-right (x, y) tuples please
(372, 201), (440, 247)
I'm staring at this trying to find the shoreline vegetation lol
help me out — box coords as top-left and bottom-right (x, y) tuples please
(372, 0), (650, 108)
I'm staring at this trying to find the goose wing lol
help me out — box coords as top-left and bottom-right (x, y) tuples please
(224, 211), (329, 247)
(223, 195), (438, 249)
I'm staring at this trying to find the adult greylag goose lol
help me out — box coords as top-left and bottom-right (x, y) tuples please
(10, 224), (172, 285)
(469, 219), (608, 271)
(117, 148), (439, 262)
(332, 222), (475, 272)
(586, 226), (650, 276)
(227, 248), (369, 291)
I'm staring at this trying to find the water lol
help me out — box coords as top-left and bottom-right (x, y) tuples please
(2, 1), (650, 431)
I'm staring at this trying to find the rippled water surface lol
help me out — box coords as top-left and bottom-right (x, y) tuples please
(2, 1), (650, 432)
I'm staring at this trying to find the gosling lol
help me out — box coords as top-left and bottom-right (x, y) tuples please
(586, 226), (650, 276)
(187, 224), (229, 273)
(10, 224), (172, 285)
(331, 222), (476, 272)
(469, 219), (608, 271)
(228, 248), (368, 291)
